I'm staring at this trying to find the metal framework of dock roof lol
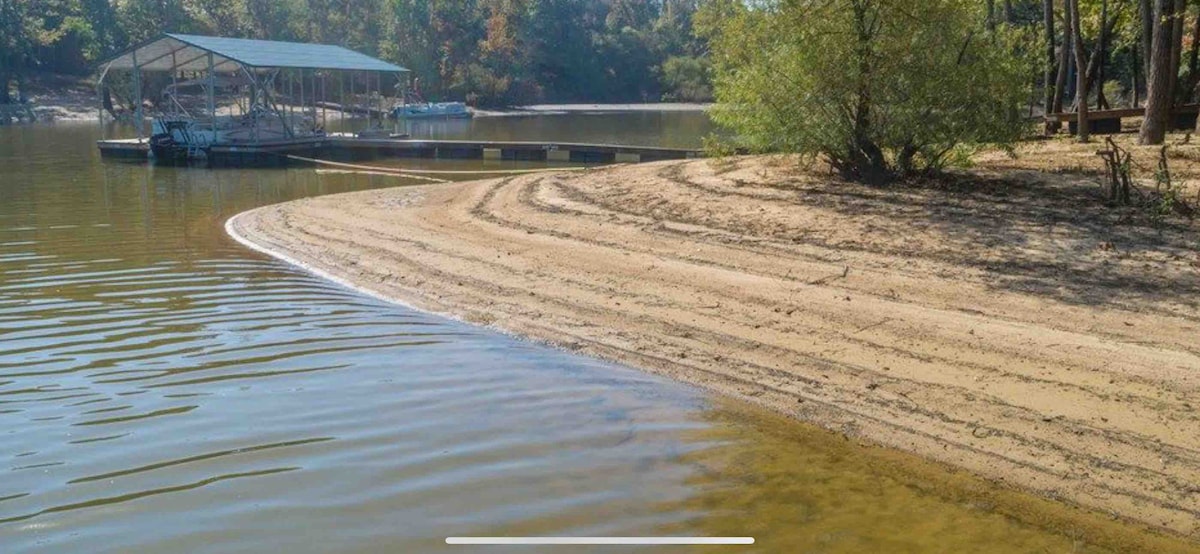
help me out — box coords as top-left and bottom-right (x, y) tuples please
(97, 33), (408, 74)
(95, 33), (408, 142)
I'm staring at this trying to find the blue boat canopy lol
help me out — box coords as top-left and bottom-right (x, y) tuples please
(98, 33), (408, 73)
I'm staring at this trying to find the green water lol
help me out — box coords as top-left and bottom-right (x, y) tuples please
(0, 117), (1189, 553)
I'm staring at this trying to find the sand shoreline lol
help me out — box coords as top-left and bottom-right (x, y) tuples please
(227, 156), (1200, 541)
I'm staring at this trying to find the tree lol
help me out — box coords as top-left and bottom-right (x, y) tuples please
(0, 0), (28, 103)
(1069, 0), (1088, 141)
(118, 0), (196, 43)
(699, 0), (1029, 184)
(1052, 0), (1073, 117)
(382, 0), (437, 92)
(1140, 0), (1153, 81)
(1167, 0), (1184, 103)
(0, 0), (97, 103)
(1141, 0), (1179, 144)
(1, 0), (712, 109)
(660, 55), (710, 101)
(1043, 0), (1058, 134)
(525, 0), (605, 101)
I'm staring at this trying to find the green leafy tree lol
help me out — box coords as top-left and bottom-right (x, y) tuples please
(1, 0), (104, 102)
(660, 55), (709, 101)
(382, 0), (437, 91)
(245, 0), (303, 40)
(118, 0), (197, 43)
(699, 0), (1031, 183)
(4, 0), (715, 109)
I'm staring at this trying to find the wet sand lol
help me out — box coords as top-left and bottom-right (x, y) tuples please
(228, 156), (1200, 540)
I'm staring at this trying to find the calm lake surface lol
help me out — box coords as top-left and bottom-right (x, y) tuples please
(0, 115), (1165, 553)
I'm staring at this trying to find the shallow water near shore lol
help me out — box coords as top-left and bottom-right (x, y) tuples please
(0, 119), (1189, 553)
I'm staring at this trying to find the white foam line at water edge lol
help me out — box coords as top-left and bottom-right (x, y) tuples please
(224, 207), (621, 353)
(445, 537), (754, 545)
(224, 209), (454, 320)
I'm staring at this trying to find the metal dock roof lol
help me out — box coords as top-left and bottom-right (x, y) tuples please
(98, 33), (408, 73)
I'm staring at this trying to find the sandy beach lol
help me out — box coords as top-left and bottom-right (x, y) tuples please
(228, 155), (1200, 539)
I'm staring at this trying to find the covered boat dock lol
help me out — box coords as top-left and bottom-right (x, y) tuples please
(95, 33), (407, 162)
(94, 34), (699, 165)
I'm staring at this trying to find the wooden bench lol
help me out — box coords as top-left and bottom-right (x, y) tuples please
(1048, 104), (1200, 135)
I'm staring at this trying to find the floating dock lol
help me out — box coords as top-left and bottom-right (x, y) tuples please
(97, 135), (701, 166)
(93, 34), (701, 168)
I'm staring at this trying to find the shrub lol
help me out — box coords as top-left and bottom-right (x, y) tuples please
(697, 0), (1031, 184)
(660, 55), (712, 102)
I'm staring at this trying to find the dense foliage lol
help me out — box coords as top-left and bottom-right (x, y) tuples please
(699, 0), (1032, 182)
(0, 0), (712, 106)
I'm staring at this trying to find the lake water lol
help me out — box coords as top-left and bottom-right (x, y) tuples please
(0, 115), (1178, 553)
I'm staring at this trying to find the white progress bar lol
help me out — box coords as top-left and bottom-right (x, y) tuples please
(446, 537), (754, 545)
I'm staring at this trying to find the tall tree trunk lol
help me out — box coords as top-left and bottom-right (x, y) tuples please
(1067, 22), (1078, 101)
(1054, 7), (1072, 115)
(1069, 0), (1089, 142)
(1044, 0), (1059, 133)
(1097, 0), (1110, 109)
(846, 0), (886, 183)
(1071, 11), (1121, 112)
(1188, 9), (1200, 100)
(1141, 0), (1179, 144)
(1141, 0), (1155, 80)
(1168, 0), (1186, 104)
(1134, 44), (1141, 107)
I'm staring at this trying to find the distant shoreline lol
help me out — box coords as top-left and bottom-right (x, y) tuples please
(472, 103), (710, 117)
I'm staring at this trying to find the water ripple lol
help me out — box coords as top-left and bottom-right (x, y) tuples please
(0, 121), (1142, 554)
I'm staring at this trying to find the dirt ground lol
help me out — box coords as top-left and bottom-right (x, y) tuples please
(228, 153), (1200, 541)
(982, 130), (1200, 198)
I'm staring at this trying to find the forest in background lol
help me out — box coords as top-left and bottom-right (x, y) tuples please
(8, 0), (1200, 150)
(0, 0), (711, 106)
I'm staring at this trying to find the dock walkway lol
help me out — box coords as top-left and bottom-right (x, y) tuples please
(97, 135), (701, 165)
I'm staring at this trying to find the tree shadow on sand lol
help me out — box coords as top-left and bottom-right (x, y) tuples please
(774, 168), (1199, 314)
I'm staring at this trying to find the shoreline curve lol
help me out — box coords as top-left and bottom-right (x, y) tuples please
(225, 156), (1200, 546)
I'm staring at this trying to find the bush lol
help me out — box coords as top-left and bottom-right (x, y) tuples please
(698, 0), (1031, 184)
(660, 55), (712, 102)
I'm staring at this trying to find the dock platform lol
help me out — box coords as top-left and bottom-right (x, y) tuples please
(97, 135), (701, 165)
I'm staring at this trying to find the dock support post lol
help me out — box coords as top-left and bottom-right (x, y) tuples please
(170, 50), (178, 115)
(96, 83), (105, 140)
(132, 49), (143, 140)
(207, 53), (215, 128)
(96, 62), (111, 140)
(398, 73), (407, 135)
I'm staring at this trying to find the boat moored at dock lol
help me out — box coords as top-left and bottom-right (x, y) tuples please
(392, 101), (471, 120)
(95, 33), (406, 163)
